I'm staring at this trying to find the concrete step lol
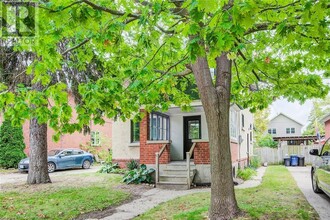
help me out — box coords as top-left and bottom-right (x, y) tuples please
(157, 181), (190, 190)
(159, 174), (188, 182)
(165, 164), (196, 170)
(162, 169), (195, 175)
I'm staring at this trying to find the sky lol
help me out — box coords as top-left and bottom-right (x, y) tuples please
(270, 98), (313, 131)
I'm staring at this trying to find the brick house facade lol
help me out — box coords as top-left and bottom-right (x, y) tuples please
(112, 101), (254, 184)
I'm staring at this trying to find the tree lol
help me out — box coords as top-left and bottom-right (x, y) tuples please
(253, 108), (270, 144)
(0, 119), (26, 168)
(1, 1), (329, 219)
(304, 97), (330, 136)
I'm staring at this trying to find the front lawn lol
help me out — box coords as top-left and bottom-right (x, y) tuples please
(0, 173), (130, 220)
(136, 166), (318, 220)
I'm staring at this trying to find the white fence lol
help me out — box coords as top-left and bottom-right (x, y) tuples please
(254, 144), (322, 165)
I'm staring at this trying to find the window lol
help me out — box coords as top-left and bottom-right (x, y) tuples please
(230, 109), (238, 139)
(149, 112), (169, 141)
(272, 128), (276, 134)
(242, 114), (245, 128)
(268, 129), (271, 134)
(131, 121), (140, 143)
(286, 128), (295, 134)
(91, 131), (101, 146)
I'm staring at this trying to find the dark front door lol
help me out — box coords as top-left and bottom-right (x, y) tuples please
(184, 116), (201, 159)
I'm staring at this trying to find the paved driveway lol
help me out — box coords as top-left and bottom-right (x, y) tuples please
(0, 165), (100, 185)
(287, 166), (330, 220)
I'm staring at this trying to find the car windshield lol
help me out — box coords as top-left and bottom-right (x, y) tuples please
(48, 150), (61, 156)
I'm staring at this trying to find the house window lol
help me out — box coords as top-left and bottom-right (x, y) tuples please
(286, 128), (295, 134)
(286, 128), (290, 134)
(149, 112), (169, 141)
(268, 129), (271, 134)
(131, 121), (140, 143)
(272, 128), (276, 134)
(291, 128), (295, 134)
(230, 109), (238, 139)
(242, 114), (245, 128)
(91, 131), (101, 146)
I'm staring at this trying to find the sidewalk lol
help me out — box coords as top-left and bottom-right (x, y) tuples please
(92, 166), (266, 220)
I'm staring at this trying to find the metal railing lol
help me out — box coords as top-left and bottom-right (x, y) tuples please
(155, 144), (167, 183)
(186, 142), (196, 189)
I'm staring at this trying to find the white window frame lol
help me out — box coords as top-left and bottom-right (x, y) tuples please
(91, 131), (101, 146)
(230, 109), (238, 140)
(149, 112), (169, 141)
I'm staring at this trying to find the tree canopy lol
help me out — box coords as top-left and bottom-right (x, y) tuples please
(0, 0), (329, 219)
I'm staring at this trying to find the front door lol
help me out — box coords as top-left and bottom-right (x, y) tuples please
(184, 116), (201, 159)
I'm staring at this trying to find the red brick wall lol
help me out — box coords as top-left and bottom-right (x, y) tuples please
(194, 141), (239, 165)
(230, 142), (239, 163)
(194, 142), (210, 164)
(1, 94), (112, 156)
(139, 111), (170, 164)
(325, 120), (330, 140)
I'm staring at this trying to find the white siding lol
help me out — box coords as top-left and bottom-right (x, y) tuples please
(268, 114), (302, 137)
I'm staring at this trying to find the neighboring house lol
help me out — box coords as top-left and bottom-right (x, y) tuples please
(267, 113), (303, 137)
(112, 101), (254, 187)
(321, 113), (330, 140)
(0, 94), (112, 156)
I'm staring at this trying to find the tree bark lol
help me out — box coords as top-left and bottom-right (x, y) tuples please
(192, 53), (239, 219)
(27, 83), (51, 184)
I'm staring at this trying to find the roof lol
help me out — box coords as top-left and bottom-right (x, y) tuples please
(320, 113), (330, 123)
(269, 113), (303, 126)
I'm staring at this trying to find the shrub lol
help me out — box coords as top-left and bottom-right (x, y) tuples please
(98, 162), (126, 174)
(126, 159), (139, 170)
(257, 134), (278, 148)
(0, 120), (26, 169)
(249, 156), (261, 169)
(122, 164), (155, 184)
(237, 167), (257, 181)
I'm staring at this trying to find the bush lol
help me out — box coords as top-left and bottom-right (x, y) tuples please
(126, 159), (139, 170)
(249, 156), (261, 169)
(123, 164), (155, 184)
(257, 134), (278, 148)
(237, 167), (257, 181)
(0, 120), (26, 169)
(98, 162), (126, 174)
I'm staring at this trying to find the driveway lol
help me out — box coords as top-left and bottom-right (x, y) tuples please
(0, 165), (100, 185)
(287, 166), (330, 220)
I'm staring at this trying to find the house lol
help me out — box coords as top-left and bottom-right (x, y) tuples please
(0, 94), (112, 156)
(267, 113), (303, 137)
(112, 101), (254, 189)
(321, 113), (330, 140)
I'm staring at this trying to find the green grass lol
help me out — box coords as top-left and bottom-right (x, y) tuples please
(136, 166), (318, 220)
(0, 174), (130, 220)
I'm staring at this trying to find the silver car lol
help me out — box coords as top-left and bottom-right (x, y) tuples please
(18, 149), (94, 173)
(310, 138), (330, 197)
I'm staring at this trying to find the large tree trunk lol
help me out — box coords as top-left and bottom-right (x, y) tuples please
(27, 83), (51, 184)
(192, 53), (239, 219)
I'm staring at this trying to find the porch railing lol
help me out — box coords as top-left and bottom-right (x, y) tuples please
(186, 142), (196, 189)
(155, 144), (167, 184)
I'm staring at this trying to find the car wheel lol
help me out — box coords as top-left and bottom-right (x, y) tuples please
(48, 162), (56, 173)
(82, 160), (91, 169)
(312, 170), (322, 193)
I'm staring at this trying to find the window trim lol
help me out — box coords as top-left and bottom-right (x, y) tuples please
(130, 120), (140, 143)
(91, 131), (101, 146)
(230, 109), (238, 140)
(149, 112), (170, 141)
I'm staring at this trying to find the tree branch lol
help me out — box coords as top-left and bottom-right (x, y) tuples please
(82, 0), (140, 18)
(259, 0), (301, 13)
(62, 38), (90, 56)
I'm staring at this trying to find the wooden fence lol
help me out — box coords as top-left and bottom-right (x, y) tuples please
(254, 144), (322, 165)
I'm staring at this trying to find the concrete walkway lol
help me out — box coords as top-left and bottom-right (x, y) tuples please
(96, 166), (267, 220)
(287, 166), (330, 220)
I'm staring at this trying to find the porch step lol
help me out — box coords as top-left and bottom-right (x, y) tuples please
(157, 181), (191, 190)
(159, 174), (195, 182)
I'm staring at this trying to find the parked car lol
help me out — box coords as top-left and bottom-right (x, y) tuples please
(18, 149), (94, 173)
(309, 138), (330, 197)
